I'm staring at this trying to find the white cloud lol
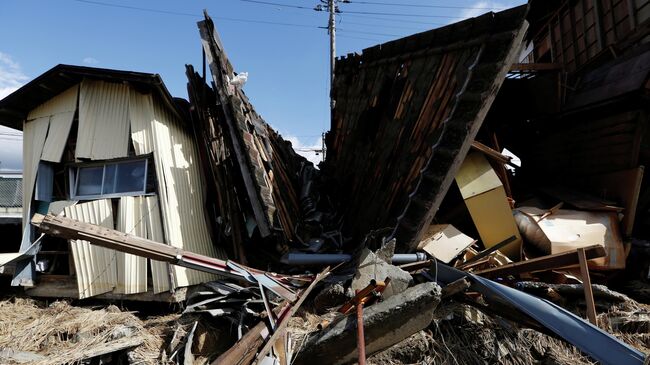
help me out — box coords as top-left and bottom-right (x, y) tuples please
(284, 135), (324, 167)
(83, 57), (99, 65)
(459, 1), (507, 20)
(0, 52), (28, 100)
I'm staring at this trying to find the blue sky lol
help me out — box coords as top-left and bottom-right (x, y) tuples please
(0, 0), (524, 163)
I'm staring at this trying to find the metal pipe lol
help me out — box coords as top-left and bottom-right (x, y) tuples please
(280, 252), (428, 266)
(390, 253), (428, 265)
(356, 299), (366, 365)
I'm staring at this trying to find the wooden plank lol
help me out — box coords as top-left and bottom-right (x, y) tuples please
(253, 267), (331, 364)
(474, 245), (606, 277)
(578, 247), (598, 325)
(24, 274), (187, 302)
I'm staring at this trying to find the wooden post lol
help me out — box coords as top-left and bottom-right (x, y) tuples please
(577, 248), (598, 325)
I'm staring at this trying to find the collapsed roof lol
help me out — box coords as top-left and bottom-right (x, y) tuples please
(322, 5), (529, 251)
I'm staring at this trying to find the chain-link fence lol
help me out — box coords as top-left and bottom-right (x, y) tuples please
(0, 177), (22, 207)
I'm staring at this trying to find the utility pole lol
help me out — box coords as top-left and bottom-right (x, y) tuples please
(328, 0), (336, 111)
(316, 0), (348, 111)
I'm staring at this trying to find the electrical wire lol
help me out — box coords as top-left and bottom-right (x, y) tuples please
(72, 0), (409, 37)
(345, 0), (505, 11)
(240, 0), (464, 19)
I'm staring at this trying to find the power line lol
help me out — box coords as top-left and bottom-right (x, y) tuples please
(72, 0), (406, 37)
(241, 0), (315, 10)
(344, 0), (505, 11)
(72, 0), (320, 29)
(240, 0), (464, 19)
(338, 28), (400, 37)
(340, 13), (446, 26)
(339, 18), (428, 31)
(341, 9), (462, 19)
(72, 0), (199, 17)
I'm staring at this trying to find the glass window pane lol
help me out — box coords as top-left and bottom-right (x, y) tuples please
(115, 160), (146, 193)
(76, 166), (103, 196)
(102, 164), (117, 194)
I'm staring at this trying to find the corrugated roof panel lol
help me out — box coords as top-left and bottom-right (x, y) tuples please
(77, 79), (130, 160)
(41, 111), (75, 163)
(150, 97), (225, 288)
(22, 117), (49, 226)
(115, 196), (148, 294)
(129, 91), (155, 155)
(26, 85), (78, 120)
(145, 195), (172, 294)
(64, 199), (118, 299)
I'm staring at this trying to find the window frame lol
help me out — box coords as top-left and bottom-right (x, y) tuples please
(68, 157), (150, 200)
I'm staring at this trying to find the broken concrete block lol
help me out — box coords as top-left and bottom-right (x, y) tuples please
(313, 282), (354, 314)
(351, 248), (413, 298)
(294, 282), (441, 365)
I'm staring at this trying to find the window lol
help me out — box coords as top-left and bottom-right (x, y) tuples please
(69, 159), (149, 199)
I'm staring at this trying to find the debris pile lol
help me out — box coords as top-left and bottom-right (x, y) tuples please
(0, 0), (649, 364)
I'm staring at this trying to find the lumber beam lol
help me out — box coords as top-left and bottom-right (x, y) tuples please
(32, 213), (243, 280)
(473, 245), (606, 277)
(578, 248), (598, 325)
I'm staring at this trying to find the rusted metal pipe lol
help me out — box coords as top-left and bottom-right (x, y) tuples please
(356, 295), (366, 365)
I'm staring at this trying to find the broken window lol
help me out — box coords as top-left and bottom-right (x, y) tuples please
(68, 158), (149, 199)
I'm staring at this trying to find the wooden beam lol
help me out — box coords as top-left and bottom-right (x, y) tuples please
(24, 274), (187, 302)
(578, 248), (598, 325)
(474, 245), (606, 277)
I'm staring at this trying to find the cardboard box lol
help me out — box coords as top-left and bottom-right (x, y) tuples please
(418, 224), (476, 263)
(519, 207), (625, 270)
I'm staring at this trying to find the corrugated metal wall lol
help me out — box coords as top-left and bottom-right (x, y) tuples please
(21, 117), (49, 226)
(149, 94), (225, 287)
(115, 196), (149, 294)
(77, 80), (130, 160)
(37, 85), (78, 163)
(64, 199), (118, 299)
(19, 79), (226, 298)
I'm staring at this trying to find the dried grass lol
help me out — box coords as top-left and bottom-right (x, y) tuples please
(0, 298), (178, 365)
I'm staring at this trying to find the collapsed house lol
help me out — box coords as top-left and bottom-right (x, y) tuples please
(0, 66), (227, 299)
(0, 0), (649, 364)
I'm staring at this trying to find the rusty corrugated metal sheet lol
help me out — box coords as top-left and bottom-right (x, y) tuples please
(64, 199), (118, 299)
(76, 79), (130, 160)
(323, 6), (529, 251)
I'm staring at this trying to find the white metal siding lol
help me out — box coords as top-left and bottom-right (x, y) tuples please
(77, 79), (130, 160)
(31, 85), (78, 163)
(41, 111), (75, 163)
(115, 197), (149, 294)
(149, 97), (225, 288)
(64, 200), (118, 299)
(27, 85), (78, 120)
(22, 117), (49, 226)
(128, 91), (156, 155)
(144, 195), (172, 293)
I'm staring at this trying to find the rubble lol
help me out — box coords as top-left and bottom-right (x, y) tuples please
(294, 282), (441, 365)
(0, 0), (648, 364)
(351, 246), (413, 299)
